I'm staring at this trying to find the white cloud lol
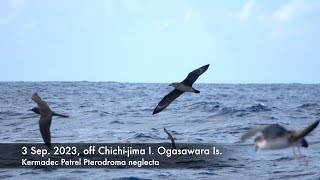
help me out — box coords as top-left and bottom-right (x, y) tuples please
(123, 0), (139, 13)
(184, 9), (199, 22)
(0, 0), (26, 24)
(103, 0), (112, 16)
(159, 18), (176, 31)
(274, 0), (320, 23)
(102, 0), (140, 16)
(23, 21), (37, 32)
(229, 0), (255, 21)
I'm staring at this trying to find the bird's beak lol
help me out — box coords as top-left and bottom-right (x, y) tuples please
(255, 145), (258, 152)
(28, 109), (32, 111)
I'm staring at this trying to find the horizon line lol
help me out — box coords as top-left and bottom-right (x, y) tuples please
(0, 80), (319, 85)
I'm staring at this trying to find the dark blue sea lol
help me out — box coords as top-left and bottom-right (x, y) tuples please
(0, 82), (320, 179)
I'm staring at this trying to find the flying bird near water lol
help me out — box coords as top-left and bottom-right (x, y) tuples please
(164, 127), (177, 149)
(30, 107), (69, 118)
(240, 120), (319, 162)
(153, 64), (210, 115)
(31, 93), (55, 149)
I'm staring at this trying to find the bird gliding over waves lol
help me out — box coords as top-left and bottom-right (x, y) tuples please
(240, 120), (319, 163)
(30, 107), (69, 118)
(31, 93), (57, 150)
(153, 64), (210, 115)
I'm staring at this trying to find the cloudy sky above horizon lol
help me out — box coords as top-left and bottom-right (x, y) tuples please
(1, 0), (319, 83)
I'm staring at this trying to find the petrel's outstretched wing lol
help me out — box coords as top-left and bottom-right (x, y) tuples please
(240, 125), (270, 142)
(164, 127), (177, 149)
(52, 112), (69, 118)
(30, 107), (69, 118)
(181, 64), (210, 86)
(261, 124), (287, 139)
(39, 114), (52, 150)
(31, 93), (53, 150)
(240, 124), (287, 142)
(153, 89), (184, 115)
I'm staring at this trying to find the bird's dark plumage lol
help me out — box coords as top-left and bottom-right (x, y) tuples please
(240, 124), (287, 142)
(289, 120), (319, 143)
(153, 64), (210, 115)
(31, 93), (53, 150)
(30, 107), (69, 118)
(241, 120), (319, 162)
(181, 64), (210, 86)
(153, 89), (183, 115)
(164, 127), (177, 149)
(301, 139), (308, 148)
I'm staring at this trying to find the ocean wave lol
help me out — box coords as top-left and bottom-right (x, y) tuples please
(134, 133), (154, 139)
(185, 101), (221, 112)
(0, 174), (14, 179)
(113, 177), (151, 180)
(219, 107), (238, 114)
(297, 103), (318, 109)
(245, 103), (272, 112)
(197, 171), (218, 176)
(0, 111), (24, 117)
(1, 82), (320, 179)
(109, 120), (124, 124)
(100, 112), (111, 116)
(198, 103), (273, 117)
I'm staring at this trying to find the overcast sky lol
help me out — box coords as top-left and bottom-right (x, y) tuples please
(1, 0), (319, 83)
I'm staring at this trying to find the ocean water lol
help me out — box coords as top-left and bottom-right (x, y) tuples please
(0, 82), (320, 179)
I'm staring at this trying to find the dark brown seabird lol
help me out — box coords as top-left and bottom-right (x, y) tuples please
(240, 120), (319, 162)
(30, 107), (69, 118)
(153, 64), (210, 115)
(164, 127), (177, 149)
(31, 93), (54, 150)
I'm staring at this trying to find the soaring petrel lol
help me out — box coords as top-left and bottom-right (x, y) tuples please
(240, 120), (319, 162)
(153, 64), (210, 115)
(30, 107), (69, 118)
(31, 93), (55, 149)
(164, 127), (177, 149)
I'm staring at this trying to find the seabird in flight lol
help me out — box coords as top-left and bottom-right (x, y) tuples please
(30, 107), (69, 118)
(164, 127), (177, 149)
(240, 120), (319, 162)
(153, 64), (210, 115)
(31, 93), (54, 149)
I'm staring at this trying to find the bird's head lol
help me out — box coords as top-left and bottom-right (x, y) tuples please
(169, 82), (179, 88)
(29, 107), (40, 114)
(31, 93), (42, 102)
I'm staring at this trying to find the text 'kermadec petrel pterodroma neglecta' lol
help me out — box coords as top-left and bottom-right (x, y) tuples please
(240, 120), (319, 163)
(30, 107), (69, 118)
(31, 93), (56, 149)
(153, 64), (210, 115)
